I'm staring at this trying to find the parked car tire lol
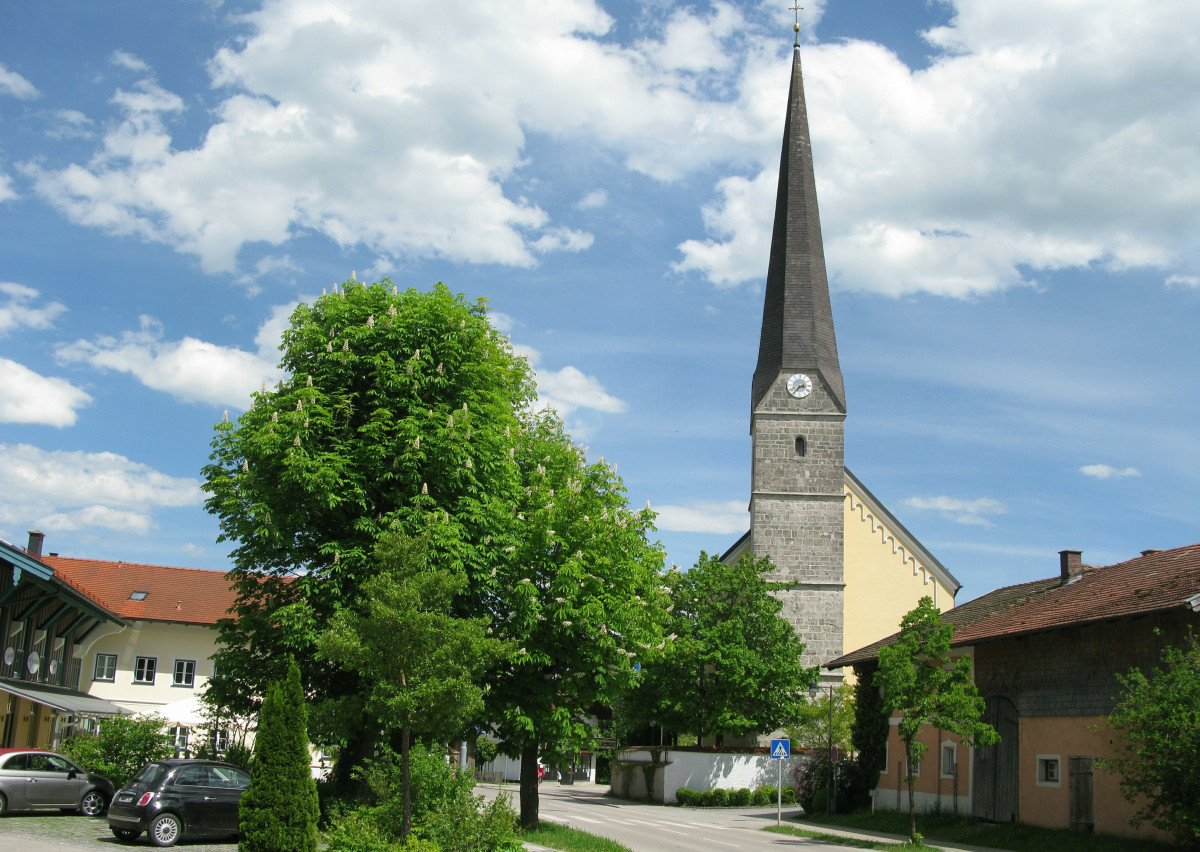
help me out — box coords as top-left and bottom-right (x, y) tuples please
(0, 792), (7, 817)
(80, 789), (108, 816)
(148, 812), (182, 847)
(111, 827), (141, 843)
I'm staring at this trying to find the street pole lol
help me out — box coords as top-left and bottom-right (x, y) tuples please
(777, 753), (783, 826)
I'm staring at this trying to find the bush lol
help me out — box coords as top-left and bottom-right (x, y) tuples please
(361, 743), (520, 852)
(707, 788), (730, 807)
(752, 786), (774, 806)
(675, 788), (697, 806)
(782, 785), (797, 805)
(730, 787), (752, 806)
(59, 714), (173, 788)
(239, 659), (320, 852)
(324, 807), (442, 852)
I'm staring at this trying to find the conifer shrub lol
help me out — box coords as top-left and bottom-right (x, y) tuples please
(239, 659), (320, 852)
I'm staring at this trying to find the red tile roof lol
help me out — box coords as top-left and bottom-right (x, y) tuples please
(42, 556), (237, 626)
(827, 543), (1200, 668)
(950, 544), (1200, 646)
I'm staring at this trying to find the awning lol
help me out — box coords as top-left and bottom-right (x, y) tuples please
(0, 677), (127, 716)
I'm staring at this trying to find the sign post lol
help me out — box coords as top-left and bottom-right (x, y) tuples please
(770, 738), (790, 826)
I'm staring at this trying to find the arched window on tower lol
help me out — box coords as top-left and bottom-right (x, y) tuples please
(795, 436), (807, 457)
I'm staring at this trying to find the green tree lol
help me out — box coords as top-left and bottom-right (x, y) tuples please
(59, 714), (173, 788)
(875, 597), (997, 841)
(239, 658), (319, 852)
(202, 280), (533, 784)
(316, 531), (509, 840)
(484, 413), (667, 829)
(847, 660), (889, 808)
(1102, 632), (1200, 846)
(788, 682), (853, 752)
(630, 553), (818, 745)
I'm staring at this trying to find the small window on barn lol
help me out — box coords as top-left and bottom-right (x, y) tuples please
(940, 742), (957, 778)
(795, 436), (807, 457)
(129, 591), (148, 601)
(1037, 755), (1061, 787)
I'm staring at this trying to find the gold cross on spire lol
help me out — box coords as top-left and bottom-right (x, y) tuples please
(790, 2), (803, 45)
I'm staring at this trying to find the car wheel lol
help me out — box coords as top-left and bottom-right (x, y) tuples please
(80, 789), (107, 816)
(111, 827), (141, 843)
(148, 812), (183, 847)
(0, 792), (7, 816)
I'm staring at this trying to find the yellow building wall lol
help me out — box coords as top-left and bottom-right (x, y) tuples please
(842, 484), (954, 667)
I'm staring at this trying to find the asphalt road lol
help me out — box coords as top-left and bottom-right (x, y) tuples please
(482, 782), (853, 852)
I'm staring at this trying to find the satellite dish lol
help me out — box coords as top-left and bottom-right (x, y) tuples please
(3, 647), (13, 666)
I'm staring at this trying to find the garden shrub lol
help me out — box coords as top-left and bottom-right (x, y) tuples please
(730, 788), (752, 806)
(782, 785), (797, 805)
(675, 788), (696, 806)
(752, 786), (774, 806)
(59, 714), (173, 788)
(708, 788), (730, 807)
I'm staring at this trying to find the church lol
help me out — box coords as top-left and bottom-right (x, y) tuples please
(721, 38), (959, 677)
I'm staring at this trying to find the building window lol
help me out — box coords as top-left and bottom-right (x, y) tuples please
(1037, 755), (1062, 787)
(209, 729), (230, 754)
(906, 755), (921, 778)
(795, 436), (807, 457)
(93, 653), (117, 682)
(133, 656), (157, 684)
(173, 659), (196, 688)
(170, 726), (190, 756)
(941, 742), (957, 778)
(880, 741), (889, 774)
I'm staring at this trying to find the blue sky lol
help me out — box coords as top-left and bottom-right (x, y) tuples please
(1, 0), (1197, 603)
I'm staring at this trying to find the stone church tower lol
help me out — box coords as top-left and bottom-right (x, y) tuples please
(749, 43), (847, 674)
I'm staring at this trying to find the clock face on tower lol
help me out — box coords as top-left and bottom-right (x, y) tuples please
(786, 373), (813, 398)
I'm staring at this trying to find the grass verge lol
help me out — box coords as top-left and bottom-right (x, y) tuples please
(523, 820), (633, 852)
(790, 811), (1179, 852)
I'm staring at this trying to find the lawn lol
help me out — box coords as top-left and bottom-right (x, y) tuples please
(781, 810), (1179, 852)
(523, 820), (633, 852)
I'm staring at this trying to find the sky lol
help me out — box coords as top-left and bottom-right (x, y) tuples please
(1, 0), (1198, 604)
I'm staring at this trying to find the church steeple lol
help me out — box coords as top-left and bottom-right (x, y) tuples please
(752, 45), (844, 413)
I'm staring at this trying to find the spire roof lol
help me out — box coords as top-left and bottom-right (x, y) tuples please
(752, 45), (845, 412)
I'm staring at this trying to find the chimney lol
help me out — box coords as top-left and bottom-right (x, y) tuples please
(27, 530), (45, 559)
(1059, 550), (1084, 585)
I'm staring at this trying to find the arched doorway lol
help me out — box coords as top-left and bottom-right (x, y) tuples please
(972, 695), (1019, 822)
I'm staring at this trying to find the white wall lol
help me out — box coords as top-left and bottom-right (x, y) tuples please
(611, 748), (799, 804)
(80, 620), (220, 713)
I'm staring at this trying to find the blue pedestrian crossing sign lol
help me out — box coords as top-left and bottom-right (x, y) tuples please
(770, 738), (790, 759)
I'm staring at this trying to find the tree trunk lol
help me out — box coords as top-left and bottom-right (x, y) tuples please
(519, 741), (540, 831)
(332, 727), (374, 801)
(906, 740), (916, 840)
(401, 725), (412, 841)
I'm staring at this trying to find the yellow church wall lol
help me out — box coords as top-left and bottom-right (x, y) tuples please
(841, 482), (955, 669)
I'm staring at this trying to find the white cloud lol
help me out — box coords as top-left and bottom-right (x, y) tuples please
(56, 313), (285, 409)
(0, 63), (38, 100)
(22, 1), (775, 275)
(1166, 274), (1200, 288)
(1080, 464), (1141, 480)
(0, 359), (93, 427)
(0, 282), (67, 335)
(515, 343), (626, 419)
(677, 1), (1200, 296)
(576, 189), (608, 210)
(0, 443), (202, 537)
(110, 50), (150, 73)
(47, 109), (95, 141)
(654, 499), (748, 534)
(0, 173), (14, 203)
(905, 495), (1008, 527)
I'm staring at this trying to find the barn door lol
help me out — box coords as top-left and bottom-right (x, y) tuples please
(1069, 757), (1094, 832)
(972, 696), (1019, 822)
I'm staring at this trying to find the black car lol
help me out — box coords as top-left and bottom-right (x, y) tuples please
(106, 759), (250, 847)
(0, 748), (114, 816)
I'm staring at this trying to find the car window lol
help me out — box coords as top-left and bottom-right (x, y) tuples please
(133, 763), (169, 786)
(209, 765), (251, 789)
(174, 766), (209, 786)
(1, 754), (29, 771)
(28, 754), (65, 772)
(46, 755), (75, 772)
